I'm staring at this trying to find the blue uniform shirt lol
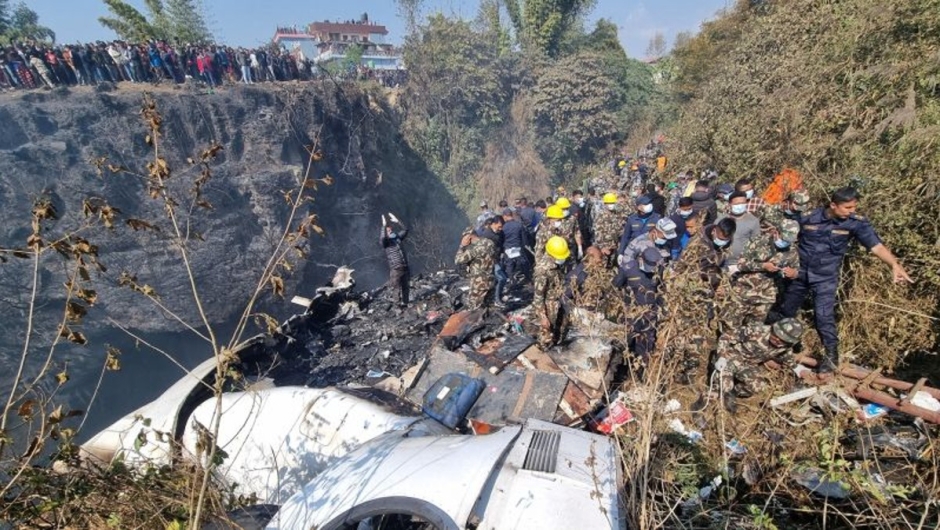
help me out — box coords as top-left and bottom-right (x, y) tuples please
(618, 212), (661, 255)
(798, 207), (881, 281)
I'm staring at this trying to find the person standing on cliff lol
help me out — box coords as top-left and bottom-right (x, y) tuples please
(381, 213), (411, 308)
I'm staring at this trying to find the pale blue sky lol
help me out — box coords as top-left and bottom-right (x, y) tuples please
(28, 0), (729, 58)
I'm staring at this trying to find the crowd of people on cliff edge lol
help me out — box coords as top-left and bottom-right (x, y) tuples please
(379, 139), (913, 413)
(0, 39), (407, 91)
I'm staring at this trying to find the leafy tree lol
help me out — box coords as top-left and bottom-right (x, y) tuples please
(395, 0), (426, 35)
(1, 2), (55, 44)
(344, 42), (364, 69)
(99, 0), (163, 42)
(531, 51), (624, 171)
(165, 0), (212, 44)
(98, 0), (211, 44)
(0, 0), (10, 38)
(400, 14), (509, 204)
(478, 0), (512, 57)
(503, 0), (596, 57)
(645, 31), (667, 59)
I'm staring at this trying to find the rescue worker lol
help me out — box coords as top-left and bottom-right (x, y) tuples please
(534, 236), (573, 348)
(455, 216), (503, 311)
(554, 197), (583, 258)
(619, 217), (677, 270)
(617, 195), (661, 256)
(762, 189), (811, 229)
(380, 213), (410, 307)
(500, 208), (528, 291)
(563, 246), (611, 314)
(615, 247), (664, 363)
(770, 187), (912, 374)
(592, 192), (623, 266)
(729, 219), (800, 326)
(534, 204), (574, 260)
(570, 189), (593, 249)
(474, 200), (493, 234)
(716, 318), (804, 412)
(665, 218), (737, 385)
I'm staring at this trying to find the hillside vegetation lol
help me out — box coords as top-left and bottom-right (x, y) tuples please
(669, 0), (940, 365)
(398, 5), (672, 209)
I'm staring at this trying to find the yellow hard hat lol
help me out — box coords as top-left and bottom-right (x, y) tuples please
(555, 197), (571, 209)
(545, 205), (565, 219)
(618, 160), (627, 168)
(545, 236), (570, 261)
(602, 193), (618, 204)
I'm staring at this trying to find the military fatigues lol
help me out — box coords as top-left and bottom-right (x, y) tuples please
(778, 208), (881, 354)
(761, 205), (801, 232)
(592, 205), (624, 265)
(534, 216), (578, 260)
(717, 323), (796, 396)
(664, 230), (732, 384)
(533, 253), (569, 348)
(729, 234), (800, 326)
(455, 235), (499, 311)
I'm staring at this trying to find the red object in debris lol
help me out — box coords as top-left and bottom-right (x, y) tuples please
(595, 401), (635, 434)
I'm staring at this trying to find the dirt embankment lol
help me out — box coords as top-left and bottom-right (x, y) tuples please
(0, 81), (466, 348)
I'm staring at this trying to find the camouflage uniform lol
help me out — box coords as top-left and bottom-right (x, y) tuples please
(717, 321), (800, 396)
(592, 205), (624, 263)
(761, 189), (810, 230)
(663, 231), (731, 384)
(728, 228), (800, 326)
(534, 216), (578, 260)
(533, 253), (569, 348)
(455, 235), (498, 310)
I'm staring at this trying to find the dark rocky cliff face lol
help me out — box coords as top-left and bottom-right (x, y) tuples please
(0, 83), (467, 375)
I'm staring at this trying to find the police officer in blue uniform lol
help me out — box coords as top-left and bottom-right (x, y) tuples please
(772, 187), (912, 373)
(614, 247), (663, 364)
(617, 194), (661, 257)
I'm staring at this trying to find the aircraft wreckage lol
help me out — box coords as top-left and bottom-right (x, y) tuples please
(81, 268), (627, 530)
(81, 267), (940, 529)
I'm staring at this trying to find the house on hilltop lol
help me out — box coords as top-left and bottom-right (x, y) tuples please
(273, 13), (403, 70)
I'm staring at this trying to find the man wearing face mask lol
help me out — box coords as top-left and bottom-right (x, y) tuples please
(770, 186), (912, 374)
(714, 183), (735, 217)
(570, 189), (593, 249)
(533, 205), (571, 260)
(455, 216), (504, 311)
(665, 217), (737, 387)
(729, 218), (800, 326)
(534, 236), (574, 348)
(720, 191), (761, 267)
(617, 195), (662, 258)
(592, 193), (623, 267)
(620, 218), (678, 270)
(736, 177), (767, 217)
(669, 196), (694, 258)
(762, 189), (810, 230)
(380, 213), (410, 308)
